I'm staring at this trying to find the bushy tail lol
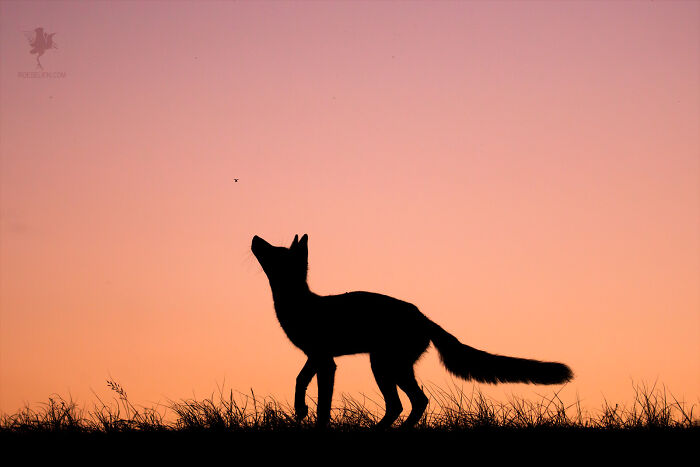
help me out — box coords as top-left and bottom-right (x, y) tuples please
(428, 321), (573, 385)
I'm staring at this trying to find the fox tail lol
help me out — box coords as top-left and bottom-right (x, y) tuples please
(428, 320), (573, 385)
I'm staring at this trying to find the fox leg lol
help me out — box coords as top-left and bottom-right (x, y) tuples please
(397, 367), (429, 428)
(315, 357), (336, 428)
(370, 354), (402, 429)
(295, 358), (317, 421)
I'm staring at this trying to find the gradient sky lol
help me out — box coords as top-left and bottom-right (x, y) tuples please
(1, 1), (698, 417)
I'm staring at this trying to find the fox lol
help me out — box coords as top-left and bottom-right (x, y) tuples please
(251, 234), (573, 428)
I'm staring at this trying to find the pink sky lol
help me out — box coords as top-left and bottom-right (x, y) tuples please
(1, 1), (698, 417)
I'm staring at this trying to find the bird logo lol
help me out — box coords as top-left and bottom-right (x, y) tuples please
(23, 27), (57, 70)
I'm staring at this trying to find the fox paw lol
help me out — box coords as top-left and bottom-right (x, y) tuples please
(295, 403), (308, 421)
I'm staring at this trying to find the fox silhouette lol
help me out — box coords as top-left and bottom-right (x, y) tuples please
(251, 234), (573, 428)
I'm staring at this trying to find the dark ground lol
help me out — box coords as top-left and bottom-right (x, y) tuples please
(1, 427), (696, 463)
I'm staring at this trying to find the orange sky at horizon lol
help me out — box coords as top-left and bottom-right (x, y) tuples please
(1, 1), (698, 417)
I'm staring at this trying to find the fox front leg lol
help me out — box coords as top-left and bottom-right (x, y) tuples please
(295, 358), (317, 421)
(315, 358), (336, 428)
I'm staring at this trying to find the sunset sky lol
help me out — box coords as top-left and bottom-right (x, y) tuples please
(1, 1), (698, 417)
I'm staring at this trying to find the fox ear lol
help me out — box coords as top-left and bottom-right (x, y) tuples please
(299, 234), (308, 250)
(291, 234), (299, 249)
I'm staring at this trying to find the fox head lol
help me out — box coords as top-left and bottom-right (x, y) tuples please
(251, 234), (309, 288)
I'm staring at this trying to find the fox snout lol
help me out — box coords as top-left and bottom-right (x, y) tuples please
(251, 235), (268, 257)
(252, 235), (278, 273)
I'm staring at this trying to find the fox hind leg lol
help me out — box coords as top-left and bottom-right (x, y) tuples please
(371, 335), (430, 429)
(397, 366), (428, 428)
(370, 354), (403, 429)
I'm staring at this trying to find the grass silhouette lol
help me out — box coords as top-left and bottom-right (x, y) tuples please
(1, 379), (696, 433)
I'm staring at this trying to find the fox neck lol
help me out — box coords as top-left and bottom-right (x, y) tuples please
(269, 279), (313, 309)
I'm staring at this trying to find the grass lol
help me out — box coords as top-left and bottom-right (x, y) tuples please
(1, 379), (696, 434)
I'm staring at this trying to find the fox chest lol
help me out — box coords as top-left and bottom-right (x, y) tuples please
(274, 308), (325, 353)
(275, 307), (304, 336)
